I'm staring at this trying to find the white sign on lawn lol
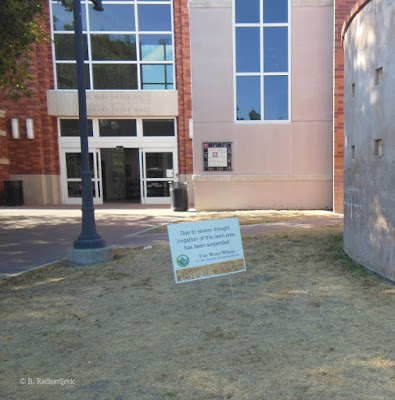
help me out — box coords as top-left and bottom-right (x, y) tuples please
(167, 218), (246, 284)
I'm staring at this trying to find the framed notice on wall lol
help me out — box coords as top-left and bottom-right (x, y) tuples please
(203, 142), (232, 172)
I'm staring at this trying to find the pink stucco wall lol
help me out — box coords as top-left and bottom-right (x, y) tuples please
(190, 1), (334, 210)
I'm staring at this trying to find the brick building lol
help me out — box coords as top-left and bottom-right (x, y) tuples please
(0, 0), (192, 206)
(333, 0), (359, 213)
(0, 1), (359, 211)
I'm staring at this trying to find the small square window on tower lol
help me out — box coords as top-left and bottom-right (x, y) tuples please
(375, 67), (383, 86)
(351, 145), (356, 160)
(351, 83), (356, 98)
(374, 139), (383, 157)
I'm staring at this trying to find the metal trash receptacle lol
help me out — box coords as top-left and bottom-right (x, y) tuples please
(169, 182), (188, 211)
(4, 180), (24, 206)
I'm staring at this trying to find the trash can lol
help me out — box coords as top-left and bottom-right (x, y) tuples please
(169, 182), (188, 211)
(4, 180), (24, 206)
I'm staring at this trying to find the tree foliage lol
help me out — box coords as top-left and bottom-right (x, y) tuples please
(0, 0), (73, 101)
(0, 0), (48, 100)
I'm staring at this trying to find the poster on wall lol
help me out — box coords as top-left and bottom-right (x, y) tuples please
(167, 218), (246, 283)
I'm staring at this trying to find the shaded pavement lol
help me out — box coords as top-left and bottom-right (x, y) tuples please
(0, 205), (343, 279)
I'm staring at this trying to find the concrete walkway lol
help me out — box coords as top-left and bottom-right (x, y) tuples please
(0, 205), (343, 279)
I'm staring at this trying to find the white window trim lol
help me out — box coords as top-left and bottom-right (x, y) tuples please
(58, 116), (179, 205)
(232, 0), (291, 123)
(58, 117), (178, 143)
(50, 0), (176, 91)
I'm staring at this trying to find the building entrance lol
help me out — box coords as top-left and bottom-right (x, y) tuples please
(59, 117), (178, 205)
(61, 147), (177, 205)
(101, 148), (140, 203)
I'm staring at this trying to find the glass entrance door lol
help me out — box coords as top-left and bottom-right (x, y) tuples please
(141, 151), (175, 204)
(62, 150), (102, 205)
(100, 148), (140, 203)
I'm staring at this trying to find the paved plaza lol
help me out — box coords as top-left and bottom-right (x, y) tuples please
(0, 205), (343, 279)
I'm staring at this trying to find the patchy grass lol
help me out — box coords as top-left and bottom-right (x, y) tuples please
(1, 226), (394, 400)
(149, 209), (340, 233)
(175, 258), (245, 283)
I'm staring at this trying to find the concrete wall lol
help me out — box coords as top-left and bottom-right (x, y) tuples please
(47, 91), (179, 118)
(343, 0), (395, 281)
(190, 0), (334, 210)
(9, 174), (61, 205)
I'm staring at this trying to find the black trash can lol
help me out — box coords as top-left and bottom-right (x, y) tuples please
(169, 182), (188, 211)
(4, 180), (24, 206)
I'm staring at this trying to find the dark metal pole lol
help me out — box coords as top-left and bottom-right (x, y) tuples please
(72, 0), (105, 249)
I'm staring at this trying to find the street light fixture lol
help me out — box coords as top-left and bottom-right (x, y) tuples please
(69, 0), (110, 263)
(91, 0), (104, 11)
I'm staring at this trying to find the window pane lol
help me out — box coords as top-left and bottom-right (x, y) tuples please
(143, 119), (175, 136)
(60, 119), (93, 137)
(138, 5), (172, 31)
(57, 63), (90, 89)
(99, 119), (137, 136)
(236, 76), (261, 121)
(263, 0), (288, 23)
(67, 182), (96, 198)
(166, 65), (174, 85)
(143, 84), (173, 90)
(66, 153), (94, 179)
(236, 28), (260, 73)
(52, 4), (87, 31)
(140, 34), (173, 61)
(91, 34), (136, 60)
(146, 181), (170, 197)
(92, 64), (137, 89)
(235, 0), (260, 23)
(145, 153), (173, 178)
(141, 64), (173, 89)
(264, 27), (288, 72)
(54, 34), (88, 60)
(67, 182), (81, 198)
(89, 4), (135, 31)
(264, 76), (288, 120)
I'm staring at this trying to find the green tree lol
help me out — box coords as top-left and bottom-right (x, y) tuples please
(249, 109), (261, 120)
(0, 0), (73, 101)
(0, 0), (48, 100)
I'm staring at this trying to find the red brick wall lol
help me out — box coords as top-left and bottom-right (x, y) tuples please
(0, 2), (59, 180)
(334, 0), (357, 213)
(0, 111), (9, 204)
(174, 0), (193, 175)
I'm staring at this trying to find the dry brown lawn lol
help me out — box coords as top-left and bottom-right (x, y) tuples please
(175, 258), (245, 283)
(1, 225), (394, 400)
(150, 210), (339, 233)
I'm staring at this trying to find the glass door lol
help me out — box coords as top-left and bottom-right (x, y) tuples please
(141, 150), (175, 204)
(62, 150), (103, 205)
(100, 148), (140, 203)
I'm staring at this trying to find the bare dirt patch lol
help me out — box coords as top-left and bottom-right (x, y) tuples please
(1, 226), (394, 400)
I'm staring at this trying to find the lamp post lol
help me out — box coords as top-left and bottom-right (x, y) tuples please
(71, 0), (105, 251)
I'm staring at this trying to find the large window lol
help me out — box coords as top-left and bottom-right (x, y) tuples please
(59, 118), (175, 137)
(51, 0), (174, 90)
(234, 0), (289, 121)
